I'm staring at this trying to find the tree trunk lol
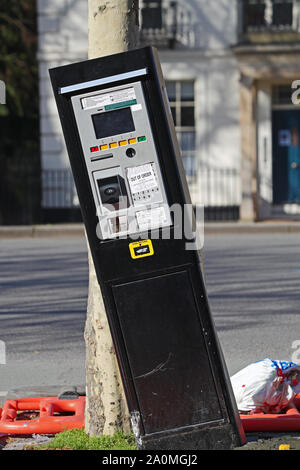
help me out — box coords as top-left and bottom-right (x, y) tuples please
(84, 0), (139, 437)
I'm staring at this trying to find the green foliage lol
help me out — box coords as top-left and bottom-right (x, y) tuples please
(0, 0), (40, 224)
(0, 0), (38, 118)
(36, 429), (138, 451)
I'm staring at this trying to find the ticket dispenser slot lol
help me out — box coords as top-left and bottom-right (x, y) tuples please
(50, 47), (245, 450)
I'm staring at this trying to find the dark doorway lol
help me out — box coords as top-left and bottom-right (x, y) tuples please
(272, 109), (300, 204)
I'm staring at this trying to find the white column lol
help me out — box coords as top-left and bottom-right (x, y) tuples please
(265, 0), (273, 26)
(256, 81), (273, 219)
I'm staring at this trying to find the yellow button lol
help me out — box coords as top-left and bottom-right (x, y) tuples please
(128, 138), (137, 145)
(119, 140), (127, 146)
(100, 144), (109, 151)
(109, 142), (118, 149)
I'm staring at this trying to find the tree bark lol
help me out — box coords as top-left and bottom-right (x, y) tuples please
(88, 0), (139, 57)
(84, 0), (139, 437)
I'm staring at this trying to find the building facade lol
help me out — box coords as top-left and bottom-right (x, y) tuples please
(38, 0), (300, 222)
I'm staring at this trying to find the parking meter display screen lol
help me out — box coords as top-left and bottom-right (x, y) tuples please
(92, 107), (135, 139)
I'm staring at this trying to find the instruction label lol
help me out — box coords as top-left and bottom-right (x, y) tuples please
(136, 206), (168, 231)
(81, 87), (136, 111)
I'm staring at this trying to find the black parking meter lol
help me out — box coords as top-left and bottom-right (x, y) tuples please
(49, 47), (245, 450)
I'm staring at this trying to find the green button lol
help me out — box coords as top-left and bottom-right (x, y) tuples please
(138, 136), (147, 142)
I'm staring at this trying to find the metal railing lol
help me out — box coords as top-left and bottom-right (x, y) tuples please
(42, 163), (241, 221)
(239, 0), (300, 34)
(0, 165), (41, 225)
(183, 155), (241, 209)
(42, 169), (78, 208)
(139, 0), (196, 48)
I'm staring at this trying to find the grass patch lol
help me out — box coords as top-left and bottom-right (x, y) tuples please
(34, 429), (138, 450)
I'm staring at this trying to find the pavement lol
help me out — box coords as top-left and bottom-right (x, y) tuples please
(0, 221), (300, 450)
(1, 221), (300, 239)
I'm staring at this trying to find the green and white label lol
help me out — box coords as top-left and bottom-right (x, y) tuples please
(81, 87), (137, 111)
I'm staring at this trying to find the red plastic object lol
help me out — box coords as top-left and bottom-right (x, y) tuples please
(241, 394), (300, 432)
(0, 396), (85, 435)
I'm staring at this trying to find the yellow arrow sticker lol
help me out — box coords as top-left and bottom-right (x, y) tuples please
(129, 240), (154, 259)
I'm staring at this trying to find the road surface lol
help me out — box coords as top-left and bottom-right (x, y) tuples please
(0, 233), (299, 397)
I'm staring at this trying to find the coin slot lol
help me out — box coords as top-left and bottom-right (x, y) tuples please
(126, 147), (136, 158)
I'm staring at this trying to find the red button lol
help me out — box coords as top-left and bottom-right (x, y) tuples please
(90, 146), (99, 153)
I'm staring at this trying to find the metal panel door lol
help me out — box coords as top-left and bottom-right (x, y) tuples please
(112, 270), (223, 435)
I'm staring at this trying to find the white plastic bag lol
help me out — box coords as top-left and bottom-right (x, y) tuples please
(231, 358), (300, 414)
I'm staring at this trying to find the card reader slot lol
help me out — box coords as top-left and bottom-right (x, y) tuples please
(96, 174), (129, 211)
